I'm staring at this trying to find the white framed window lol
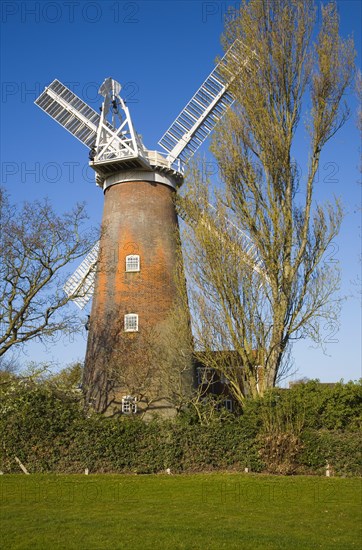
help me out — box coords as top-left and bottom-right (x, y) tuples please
(124, 313), (138, 332)
(126, 254), (140, 272)
(224, 399), (233, 412)
(122, 396), (137, 414)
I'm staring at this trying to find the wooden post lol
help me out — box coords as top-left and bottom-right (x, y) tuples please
(15, 456), (30, 475)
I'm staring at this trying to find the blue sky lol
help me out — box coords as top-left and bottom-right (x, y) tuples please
(1, 0), (361, 383)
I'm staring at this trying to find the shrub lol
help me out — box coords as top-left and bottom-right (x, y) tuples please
(0, 374), (360, 475)
(299, 429), (362, 476)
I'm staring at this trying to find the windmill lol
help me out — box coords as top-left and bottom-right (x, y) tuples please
(35, 41), (262, 416)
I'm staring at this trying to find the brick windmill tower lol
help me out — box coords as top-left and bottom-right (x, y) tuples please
(35, 44), (257, 416)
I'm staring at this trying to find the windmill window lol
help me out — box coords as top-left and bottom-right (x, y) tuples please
(126, 255), (140, 272)
(122, 396), (137, 414)
(124, 314), (138, 332)
(224, 399), (233, 412)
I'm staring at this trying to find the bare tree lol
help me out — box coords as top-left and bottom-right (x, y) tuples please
(0, 354), (20, 374)
(178, 0), (355, 405)
(0, 187), (97, 358)
(151, 302), (195, 412)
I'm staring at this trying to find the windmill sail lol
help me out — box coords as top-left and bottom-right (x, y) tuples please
(158, 42), (241, 164)
(177, 202), (268, 280)
(35, 79), (101, 148)
(207, 205), (268, 280)
(63, 242), (100, 309)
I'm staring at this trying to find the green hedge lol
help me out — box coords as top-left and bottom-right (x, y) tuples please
(298, 429), (362, 476)
(0, 377), (360, 476)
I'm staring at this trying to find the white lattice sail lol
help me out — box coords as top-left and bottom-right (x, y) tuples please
(63, 242), (100, 309)
(158, 42), (240, 164)
(177, 202), (268, 280)
(35, 80), (100, 148)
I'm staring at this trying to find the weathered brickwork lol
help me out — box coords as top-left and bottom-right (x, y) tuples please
(83, 178), (192, 415)
(96, 180), (178, 322)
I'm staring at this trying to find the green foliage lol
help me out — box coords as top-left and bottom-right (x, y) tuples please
(251, 381), (362, 474)
(299, 429), (362, 477)
(46, 361), (83, 392)
(284, 380), (362, 430)
(0, 373), (360, 476)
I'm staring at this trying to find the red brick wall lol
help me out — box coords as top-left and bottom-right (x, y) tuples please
(83, 179), (187, 413)
(93, 180), (179, 325)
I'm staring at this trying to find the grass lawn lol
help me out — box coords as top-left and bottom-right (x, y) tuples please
(0, 473), (361, 549)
